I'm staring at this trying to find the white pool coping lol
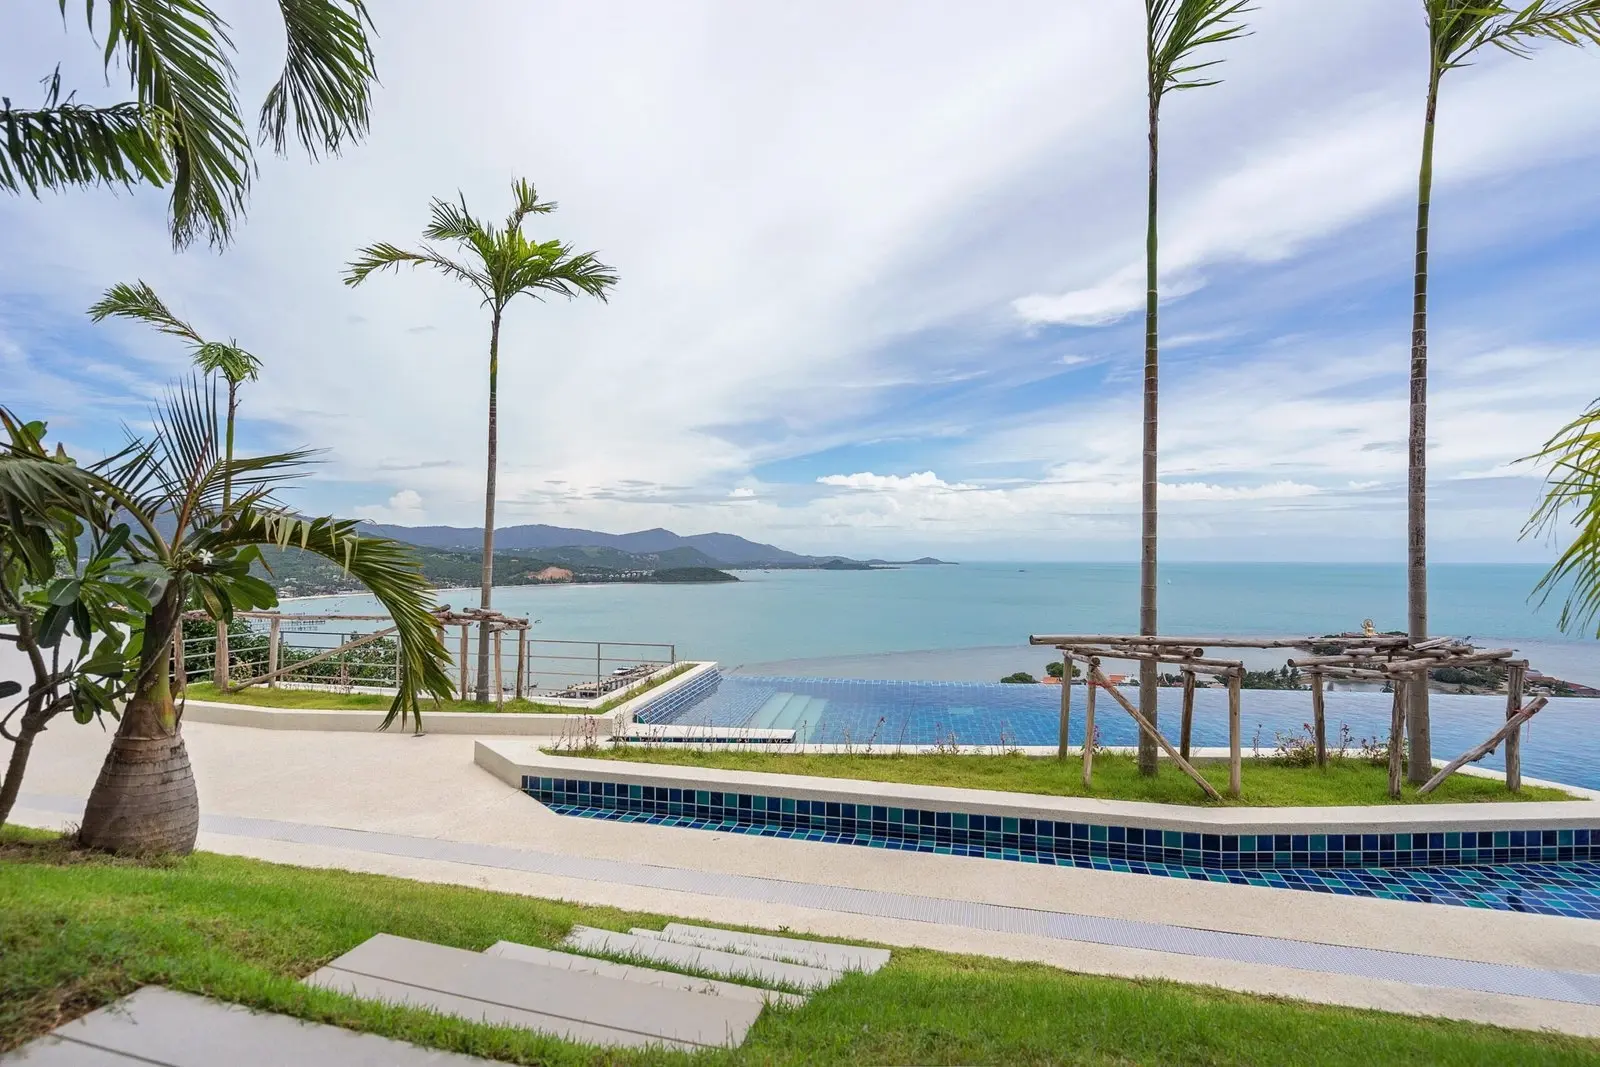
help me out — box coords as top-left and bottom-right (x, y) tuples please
(476, 740), (1600, 835)
(179, 661), (719, 736)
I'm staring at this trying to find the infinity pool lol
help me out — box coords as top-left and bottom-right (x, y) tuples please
(643, 674), (1600, 791)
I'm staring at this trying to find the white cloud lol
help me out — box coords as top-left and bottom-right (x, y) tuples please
(355, 489), (426, 523)
(818, 471), (976, 491)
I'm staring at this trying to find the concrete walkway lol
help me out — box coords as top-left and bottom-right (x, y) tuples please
(10, 721), (1600, 1037)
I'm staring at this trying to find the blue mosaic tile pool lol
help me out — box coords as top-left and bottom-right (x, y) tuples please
(642, 674), (1600, 791)
(524, 775), (1600, 920)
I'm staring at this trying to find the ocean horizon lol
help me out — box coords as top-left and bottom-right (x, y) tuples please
(290, 561), (1600, 686)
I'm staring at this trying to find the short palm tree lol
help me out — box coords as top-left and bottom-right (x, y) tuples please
(89, 281), (262, 687)
(0, 381), (456, 854)
(345, 179), (618, 702)
(1524, 397), (1600, 636)
(1, 0), (378, 249)
(1405, 0), (1600, 781)
(1136, 0), (1251, 775)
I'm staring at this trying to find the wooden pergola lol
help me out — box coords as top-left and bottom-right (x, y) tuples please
(1029, 633), (1547, 800)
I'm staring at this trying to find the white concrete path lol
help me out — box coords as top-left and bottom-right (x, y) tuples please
(9, 721), (1600, 1038)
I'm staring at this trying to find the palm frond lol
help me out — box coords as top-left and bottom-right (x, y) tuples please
(1522, 396), (1600, 635)
(88, 0), (253, 250)
(0, 70), (170, 196)
(1432, 0), (1600, 67)
(258, 0), (378, 159)
(422, 195), (486, 243)
(203, 510), (454, 727)
(504, 177), (557, 232)
(1148, 0), (1254, 96)
(88, 280), (205, 345)
(343, 242), (493, 300)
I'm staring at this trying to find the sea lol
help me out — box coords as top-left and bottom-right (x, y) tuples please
(291, 561), (1600, 686)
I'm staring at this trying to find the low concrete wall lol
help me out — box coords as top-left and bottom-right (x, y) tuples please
(182, 661), (718, 736)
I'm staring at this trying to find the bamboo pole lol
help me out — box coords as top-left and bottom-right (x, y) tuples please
(1310, 669), (1326, 768)
(494, 628), (505, 708)
(266, 616), (280, 689)
(1388, 683), (1406, 798)
(1179, 669), (1195, 760)
(515, 628), (527, 701)
(1504, 663), (1526, 793)
(1057, 654), (1073, 760)
(1034, 634), (1327, 649)
(1089, 664), (1223, 801)
(458, 624), (470, 701)
(1227, 669), (1242, 799)
(1083, 661), (1097, 787)
(1417, 696), (1549, 795)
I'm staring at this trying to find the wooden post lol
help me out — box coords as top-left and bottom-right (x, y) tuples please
(1083, 661), (1097, 787)
(493, 628), (505, 708)
(1504, 663), (1526, 793)
(514, 628), (527, 701)
(458, 624), (470, 701)
(1227, 669), (1242, 799)
(1057, 654), (1073, 760)
(1388, 682), (1406, 798)
(1418, 696), (1548, 795)
(266, 616), (280, 689)
(1090, 664), (1223, 801)
(1179, 669), (1196, 760)
(1310, 669), (1326, 768)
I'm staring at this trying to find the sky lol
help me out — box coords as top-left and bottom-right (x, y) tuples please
(3, 1), (1599, 562)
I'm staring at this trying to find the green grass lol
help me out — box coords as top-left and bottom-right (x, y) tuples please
(575, 749), (1574, 806)
(183, 664), (694, 715)
(3, 826), (1596, 1065)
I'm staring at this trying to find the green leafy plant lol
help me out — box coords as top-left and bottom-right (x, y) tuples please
(1000, 672), (1038, 684)
(1, 0), (378, 249)
(1523, 395), (1600, 635)
(345, 179), (618, 701)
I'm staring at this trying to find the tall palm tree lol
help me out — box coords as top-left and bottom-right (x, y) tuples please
(88, 281), (262, 687)
(345, 179), (618, 702)
(1524, 396), (1600, 635)
(1137, 0), (1251, 775)
(0, 381), (455, 854)
(1405, 0), (1600, 783)
(1, 0), (378, 249)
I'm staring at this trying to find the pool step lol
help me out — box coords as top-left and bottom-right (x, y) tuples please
(647, 924), (890, 973)
(746, 692), (797, 729)
(304, 933), (762, 1050)
(769, 695), (823, 733)
(562, 926), (842, 990)
(484, 940), (806, 1007)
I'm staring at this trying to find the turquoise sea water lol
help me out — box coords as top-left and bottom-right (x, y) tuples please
(295, 562), (1600, 683)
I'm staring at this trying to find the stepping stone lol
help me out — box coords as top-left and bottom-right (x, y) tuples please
(652, 923), (891, 973)
(485, 940), (805, 1008)
(563, 926), (840, 991)
(304, 933), (761, 1050)
(1, 985), (493, 1065)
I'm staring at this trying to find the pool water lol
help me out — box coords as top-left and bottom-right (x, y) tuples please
(646, 674), (1600, 791)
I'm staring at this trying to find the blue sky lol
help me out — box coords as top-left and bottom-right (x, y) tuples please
(3, 1), (1599, 561)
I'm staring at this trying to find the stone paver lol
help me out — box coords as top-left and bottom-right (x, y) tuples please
(306, 933), (761, 1049)
(651, 923), (892, 972)
(0, 986), (494, 1066)
(563, 926), (841, 990)
(485, 940), (806, 1007)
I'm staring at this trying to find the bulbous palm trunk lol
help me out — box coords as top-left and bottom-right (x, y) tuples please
(78, 724), (199, 856)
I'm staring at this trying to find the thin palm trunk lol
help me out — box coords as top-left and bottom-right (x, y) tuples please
(1405, 72), (1440, 784)
(1138, 88), (1162, 776)
(474, 312), (503, 702)
(79, 582), (198, 855)
(212, 380), (238, 690)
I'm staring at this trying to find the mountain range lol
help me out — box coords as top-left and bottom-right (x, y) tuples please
(356, 522), (838, 567)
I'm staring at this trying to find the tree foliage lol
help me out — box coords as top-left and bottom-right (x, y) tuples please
(1524, 397), (1600, 636)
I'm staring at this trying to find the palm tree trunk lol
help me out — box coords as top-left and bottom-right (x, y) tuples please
(474, 312), (503, 703)
(1405, 73), (1439, 785)
(213, 380), (237, 691)
(1138, 93), (1161, 777)
(79, 582), (198, 855)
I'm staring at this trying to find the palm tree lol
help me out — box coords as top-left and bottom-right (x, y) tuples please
(1137, 0), (1251, 775)
(1, 0), (378, 249)
(1405, 0), (1600, 783)
(0, 381), (455, 854)
(1524, 396), (1600, 635)
(345, 180), (618, 702)
(88, 281), (262, 688)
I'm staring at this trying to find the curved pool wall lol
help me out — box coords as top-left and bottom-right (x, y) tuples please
(642, 674), (1600, 791)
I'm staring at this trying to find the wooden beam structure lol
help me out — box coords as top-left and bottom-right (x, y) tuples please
(1082, 658), (1098, 788)
(1418, 696), (1549, 796)
(1088, 663), (1224, 801)
(1057, 653), (1073, 761)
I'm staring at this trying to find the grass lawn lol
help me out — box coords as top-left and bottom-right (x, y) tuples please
(183, 663), (694, 715)
(3, 827), (1596, 1066)
(576, 749), (1575, 806)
